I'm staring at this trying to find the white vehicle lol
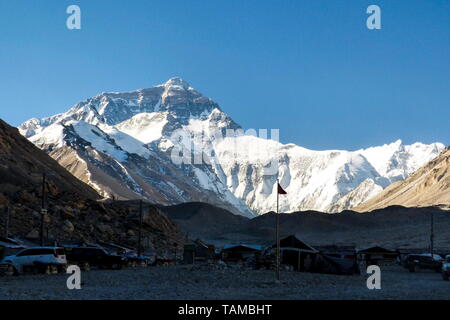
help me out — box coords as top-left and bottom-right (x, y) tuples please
(442, 255), (450, 281)
(0, 247), (67, 275)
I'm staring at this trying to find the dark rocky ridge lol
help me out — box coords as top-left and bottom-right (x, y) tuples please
(160, 202), (248, 239)
(161, 202), (450, 249)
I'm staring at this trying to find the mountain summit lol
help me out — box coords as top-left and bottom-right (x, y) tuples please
(19, 78), (445, 217)
(161, 77), (191, 89)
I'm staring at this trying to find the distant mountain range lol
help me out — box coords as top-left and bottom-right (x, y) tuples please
(19, 78), (445, 217)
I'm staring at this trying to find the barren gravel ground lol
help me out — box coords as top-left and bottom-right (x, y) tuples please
(0, 265), (449, 300)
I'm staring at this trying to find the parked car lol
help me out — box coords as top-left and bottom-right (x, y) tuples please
(403, 253), (443, 273)
(442, 255), (450, 280)
(117, 251), (154, 267)
(64, 246), (126, 270)
(0, 247), (67, 275)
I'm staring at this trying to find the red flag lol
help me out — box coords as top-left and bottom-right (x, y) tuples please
(277, 182), (287, 195)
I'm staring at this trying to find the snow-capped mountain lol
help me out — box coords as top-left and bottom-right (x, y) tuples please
(19, 78), (445, 217)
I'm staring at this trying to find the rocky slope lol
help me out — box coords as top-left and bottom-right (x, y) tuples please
(240, 206), (450, 248)
(19, 78), (445, 217)
(160, 202), (248, 240)
(0, 119), (183, 250)
(354, 146), (450, 212)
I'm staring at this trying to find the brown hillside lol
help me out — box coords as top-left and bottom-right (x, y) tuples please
(354, 146), (450, 212)
(0, 119), (183, 250)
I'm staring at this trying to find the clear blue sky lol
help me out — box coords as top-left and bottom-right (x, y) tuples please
(0, 0), (448, 150)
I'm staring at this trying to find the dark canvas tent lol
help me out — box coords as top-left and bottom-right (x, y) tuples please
(277, 235), (317, 252)
(271, 235), (359, 275)
(358, 246), (398, 265)
(221, 244), (263, 262)
(183, 239), (215, 264)
(271, 235), (317, 272)
(314, 245), (359, 275)
(316, 254), (360, 275)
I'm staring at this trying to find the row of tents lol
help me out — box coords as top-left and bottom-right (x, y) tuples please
(183, 234), (449, 276)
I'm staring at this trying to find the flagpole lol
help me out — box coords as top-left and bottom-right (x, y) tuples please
(276, 179), (280, 281)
